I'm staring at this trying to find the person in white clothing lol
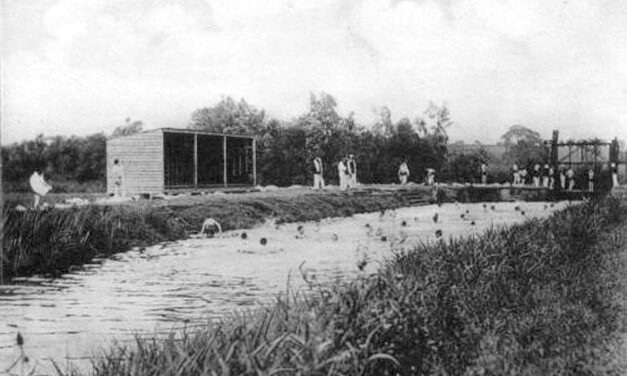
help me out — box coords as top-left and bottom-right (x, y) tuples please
(426, 168), (436, 186)
(588, 168), (595, 192)
(567, 166), (575, 191)
(398, 159), (409, 184)
(533, 164), (541, 187)
(611, 162), (619, 187)
(548, 165), (555, 189)
(29, 170), (52, 209)
(337, 158), (348, 191)
(312, 157), (325, 189)
(112, 159), (124, 197)
(542, 164), (550, 187)
(520, 168), (528, 185)
(512, 164), (520, 185)
(347, 154), (357, 188)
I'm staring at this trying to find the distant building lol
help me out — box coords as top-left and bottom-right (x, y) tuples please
(106, 128), (256, 195)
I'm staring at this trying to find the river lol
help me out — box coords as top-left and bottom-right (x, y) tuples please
(0, 201), (572, 374)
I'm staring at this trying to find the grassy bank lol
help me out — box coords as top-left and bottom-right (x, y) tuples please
(75, 197), (626, 375)
(1, 192), (405, 280)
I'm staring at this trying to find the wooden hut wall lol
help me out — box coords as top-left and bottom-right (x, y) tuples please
(106, 131), (164, 194)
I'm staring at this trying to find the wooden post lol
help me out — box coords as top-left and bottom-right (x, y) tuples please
(252, 138), (257, 186)
(550, 130), (558, 167)
(223, 136), (228, 187)
(193, 133), (198, 188)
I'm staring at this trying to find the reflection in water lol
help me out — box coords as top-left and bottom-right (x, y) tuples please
(0, 201), (571, 373)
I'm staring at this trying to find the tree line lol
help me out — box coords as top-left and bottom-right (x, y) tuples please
(1, 93), (550, 192)
(188, 94), (451, 186)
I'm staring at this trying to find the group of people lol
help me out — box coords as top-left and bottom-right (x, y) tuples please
(397, 160), (437, 186)
(508, 162), (621, 191)
(317, 154), (357, 191)
(23, 156), (623, 209)
(511, 163), (558, 188)
(313, 156), (438, 190)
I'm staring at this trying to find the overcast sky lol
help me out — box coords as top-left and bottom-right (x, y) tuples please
(2, 0), (626, 145)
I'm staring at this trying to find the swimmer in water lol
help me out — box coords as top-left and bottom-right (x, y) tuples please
(199, 218), (222, 238)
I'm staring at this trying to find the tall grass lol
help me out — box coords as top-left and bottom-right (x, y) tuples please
(71, 196), (626, 375)
(1, 193), (404, 279)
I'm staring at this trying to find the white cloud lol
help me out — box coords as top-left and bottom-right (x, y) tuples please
(2, 0), (626, 144)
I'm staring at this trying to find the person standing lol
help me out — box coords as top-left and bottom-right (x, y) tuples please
(588, 168), (595, 192)
(559, 165), (567, 190)
(29, 170), (52, 209)
(337, 158), (348, 191)
(542, 164), (550, 187)
(567, 166), (575, 191)
(426, 168), (436, 186)
(548, 165), (555, 189)
(347, 154), (357, 188)
(480, 163), (488, 185)
(512, 164), (519, 185)
(312, 157), (325, 189)
(112, 159), (124, 197)
(398, 159), (410, 184)
(611, 162), (619, 187)
(532, 164), (541, 187)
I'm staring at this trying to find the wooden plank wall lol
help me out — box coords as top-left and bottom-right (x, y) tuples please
(106, 131), (164, 195)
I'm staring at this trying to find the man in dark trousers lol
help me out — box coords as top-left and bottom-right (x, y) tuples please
(347, 154), (357, 188)
(312, 156), (325, 189)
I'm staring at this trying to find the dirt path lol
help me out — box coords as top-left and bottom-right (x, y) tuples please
(4, 184), (432, 209)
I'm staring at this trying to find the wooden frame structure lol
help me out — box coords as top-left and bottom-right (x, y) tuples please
(546, 130), (619, 167)
(107, 128), (256, 195)
(544, 130), (623, 189)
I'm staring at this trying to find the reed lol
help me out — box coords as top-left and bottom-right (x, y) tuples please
(65, 196), (625, 375)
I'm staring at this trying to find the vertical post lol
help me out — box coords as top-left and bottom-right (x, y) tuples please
(593, 144), (597, 169)
(223, 136), (228, 188)
(550, 130), (558, 167)
(610, 138), (619, 164)
(193, 133), (198, 188)
(252, 138), (257, 186)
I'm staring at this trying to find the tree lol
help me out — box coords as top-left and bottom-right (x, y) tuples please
(373, 106), (393, 138)
(413, 117), (428, 138)
(442, 148), (490, 183)
(189, 96), (266, 135)
(423, 102), (452, 143)
(500, 125), (548, 169)
(112, 118), (143, 137)
(500, 125), (541, 147)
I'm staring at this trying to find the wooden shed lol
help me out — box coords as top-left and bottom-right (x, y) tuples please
(106, 128), (256, 195)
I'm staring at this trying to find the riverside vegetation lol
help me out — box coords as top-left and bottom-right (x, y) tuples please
(46, 196), (624, 375)
(2, 193), (405, 279)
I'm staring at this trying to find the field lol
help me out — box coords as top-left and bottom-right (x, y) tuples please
(56, 196), (625, 375)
